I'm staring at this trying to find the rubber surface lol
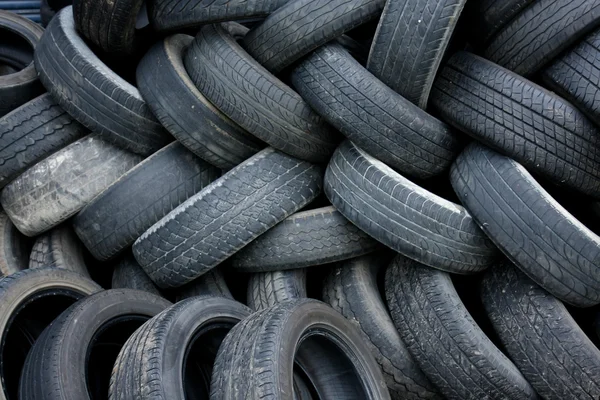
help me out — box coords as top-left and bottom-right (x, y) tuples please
(475, 0), (535, 42)
(0, 210), (29, 277)
(29, 224), (89, 278)
(174, 267), (233, 301)
(111, 253), (163, 296)
(247, 269), (306, 310)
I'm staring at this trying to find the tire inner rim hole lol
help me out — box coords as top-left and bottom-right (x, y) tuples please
(0, 29), (33, 71)
(136, 2), (149, 29)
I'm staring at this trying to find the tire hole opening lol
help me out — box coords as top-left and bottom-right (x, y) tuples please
(0, 29), (33, 71)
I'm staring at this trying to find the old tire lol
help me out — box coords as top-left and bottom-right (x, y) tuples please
(29, 224), (89, 278)
(0, 211), (29, 277)
(247, 269), (306, 310)
(111, 253), (163, 297)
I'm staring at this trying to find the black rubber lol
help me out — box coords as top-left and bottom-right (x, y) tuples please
(0, 211), (29, 277)
(111, 253), (163, 297)
(0, 268), (101, 400)
(385, 255), (537, 400)
(0, 94), (87, 190)
(41, 0), (72, 27)
(133, 148), (323, 289)
(174, 267), (234, 301)
(323, 255), (440, 400)
(242, 0), (385, 73)
(184, 24), (339, 163)
(19, 289), (171, 400)
(367, 0), (466, 108)
(210, 298), (391, 400)
(484, 0), (600, 76)
(109, 296), (251, 400)
(451, 143), (600, 307)
(291, 43), (460, 179)
(0, 135), (141, 237)
(247, 269), (306, 310)
(137, 34), (263, 170)
(74, 142), (220, 261)
(325, 141), (498, 274)
(475, 0), (535, 43)
(231, 206), (379, 272)
(29, 224), (89, 278)
(482, 262), (600, 400)
(34, 7), (172, 156)
(431, 51), (600, 198)
(0, 11), (44, 118)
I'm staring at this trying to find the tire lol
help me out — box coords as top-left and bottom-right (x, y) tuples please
(73, 142), (220, 261)
(34, 7), (172, 156)
(476, 0), (535, 42)
(0, 134), (141, 237)
(19, 289), (171, 400)
(451, 143), (600, 307)
(0, 210), (29, 277)
(385, 255), (537, 400)
(111, 253), (163, 297)
(0, 11), (44, 118)
(137, 34), (263, 170)
(29, 224), (89, 278)
(109, 296), (251, 400)
(325, 141), (498, 274)
(211, 298), (391, 399)
(482, 262), (600, 400)
(184, 24), (339, 163)
(291, 44), (460, 179)
(0, 94), (87, 190)
(484, 0), (600, 76)
(242, 0), (385, 73)
(40, 0), (54, 27)
(431, 51), (600, 198)
(133, 147), (323, 289)
(0, 268), (101, 400)
(231, 206), (379, 272)
(323, 255), (440, 400)
(247, 269), (306, 310)
(174, 267), (233, 301)
(366, 0), (466, 108)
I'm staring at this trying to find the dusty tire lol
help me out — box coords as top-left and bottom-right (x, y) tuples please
(29, 224), (89, 278)
(111, 253), (163, 297)
(247, 269), (306, 310)
(0, 211), (29, 277)
(174, 267), (233, 301)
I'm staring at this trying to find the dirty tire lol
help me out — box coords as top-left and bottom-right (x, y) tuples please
(291, 43), (460, 178)
(476, 0), (535, 42)
(74, 142), (220, 261)
(0, 135), (142, 237)
(210, 299), (391, 400)
(184, 24), (339, 163)
(0, 211), (29, 277)
(482, 262), (600, 400)
(385, 255), (537, 400)
(451, 143), (600, 307)
(367, 0), (467, 108)
(484, 0), (600, 76)
(242, 0), (386, 73)
(231, 206), (379, 272)
(29, 224), (89, 278)
(247, 269), (306, 310)
(175, 267), (233, 301)
(431, 51), (600, 198)
(34, 7), (172, 156)
(133, 148), (323, 289)
(109, 296), (251, 400)
(323, 255), (440, 400)
(137, 34), (263, 170)
(325, 141), (498, 274)
(112, 253), (163, 296)
(19, 289), (171, 400)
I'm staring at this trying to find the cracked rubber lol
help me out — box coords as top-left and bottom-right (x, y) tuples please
(431, 51), (600, 198)
(29, 224), (89, 278)
(322, 255), (440, 400)
(0, 210), (29, 277)
(451, 143), (600, 307)
(231, 206), (379, 272)
(325, 141), (498, 274)
(475, 0), (535, 42)
(385, 255), (537, 400)
(174, 266), (233, 301)
(247, 269), (306, 310)
(111, 252), (163, 296)
(291, 43), (460, 179)
(133, 148), (323, 289)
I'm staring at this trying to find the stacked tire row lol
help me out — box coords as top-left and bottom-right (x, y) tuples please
(0, 0), (600, 398)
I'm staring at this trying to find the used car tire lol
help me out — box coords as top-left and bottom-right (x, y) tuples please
(0, 211), (29, 277)
(29, 224), (89, 278)
(247, 269), (307, 310)
(475, 0), (535, 43)
(111, 253), (162, 297)
(174, 267), (233, 301)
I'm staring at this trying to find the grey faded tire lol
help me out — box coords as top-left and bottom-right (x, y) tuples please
(73, 142), (219, 261)
(19, 289), (171, 400)
(112, 253), (162, 296)
(133, 148), (323, 289)
(242, 0), (385, 73)
(211, 299), (391, 400)
(431, 51), (600, 198)
(484, 0), (600, 76)
(367, 0), (466, 108)
(291, 43), (460, 179)
(475, 0), (535, 43)
(385, 255), (537, 400)
(0, 268), (101, 400)
(231, 206), (379, 272)
(325, 141), (498, 274)
(247, 269), (306, 310)
(451, 143), (600, 307)
(34, 7), (172, 156)
(137, 34), (263, 170)
(174, 266), (233, 301)
(0, 211), (29, 277)
(482, 262), (600, 400)
(0, 94), (87, 190)
(184, 24), (339, 163)
(29, 224), (89, 278)
(0, 135), (141, 237)
(323, 255), (440, 400)
(109, 296), (251, 400)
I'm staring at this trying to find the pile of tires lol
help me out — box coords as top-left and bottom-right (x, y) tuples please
(0, 0), (599, 398)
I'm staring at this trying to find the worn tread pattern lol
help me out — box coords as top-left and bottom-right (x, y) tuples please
(29, 224), (89, 278)
(0, 210), (29, 276)
(175, 266), (233, 301)
(247, 269), (306, 310)
(111, 253), (163, 296)
(476, 0), (535, 42)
